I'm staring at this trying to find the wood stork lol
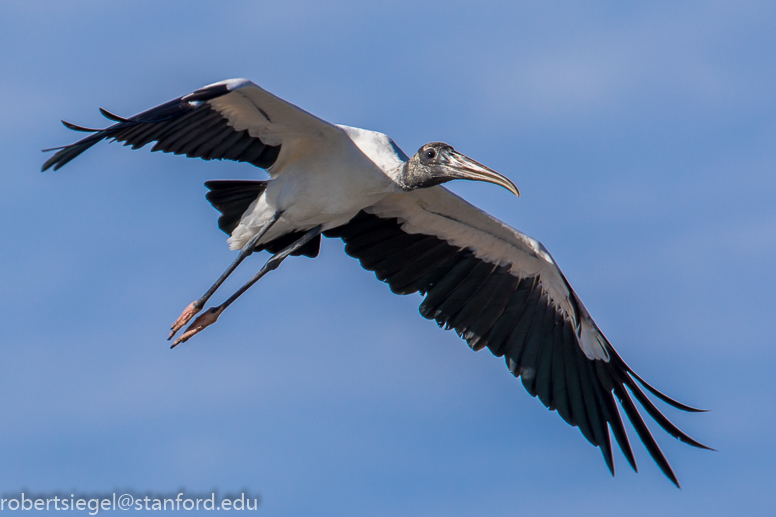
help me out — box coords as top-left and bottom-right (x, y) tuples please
(42, 78), (709, 486)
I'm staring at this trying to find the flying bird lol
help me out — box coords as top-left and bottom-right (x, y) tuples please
(42, 78), (709, 486)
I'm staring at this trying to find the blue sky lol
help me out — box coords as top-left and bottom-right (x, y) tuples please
(1, 1), (774, 515)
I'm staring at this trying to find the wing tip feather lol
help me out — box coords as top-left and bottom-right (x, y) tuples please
(62, 119), (102, 132)
(99, 107), (129, 122)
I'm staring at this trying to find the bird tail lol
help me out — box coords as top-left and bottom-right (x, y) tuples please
(204, 180), (321, 258)
(204, 180), (268, 235)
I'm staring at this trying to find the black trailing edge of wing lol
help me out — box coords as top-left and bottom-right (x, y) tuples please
(42, 84), (281, 172)
(325, 211), (711, 487)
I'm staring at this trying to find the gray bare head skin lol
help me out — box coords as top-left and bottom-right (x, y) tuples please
(399, 142), (519, 196)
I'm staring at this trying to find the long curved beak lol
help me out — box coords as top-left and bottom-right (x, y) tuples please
(444, 150), (520, 197)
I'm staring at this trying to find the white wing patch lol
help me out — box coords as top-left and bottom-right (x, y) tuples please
(579, 316), (611, 361)
(203, 80), (348, 176)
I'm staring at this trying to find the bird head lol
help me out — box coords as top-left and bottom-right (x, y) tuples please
(400, 142), (519, 196)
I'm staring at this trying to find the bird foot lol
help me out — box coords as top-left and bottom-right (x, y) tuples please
(168, 301), (202, 340)
(170, 307), (223, 348)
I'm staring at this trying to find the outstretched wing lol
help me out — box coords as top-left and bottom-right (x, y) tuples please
(42, 79), (348, 173)
(324, 186), (710, 487)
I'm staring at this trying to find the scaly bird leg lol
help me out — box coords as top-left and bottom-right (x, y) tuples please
(171, 225), (324, 348)
(168, 210), (283, 340)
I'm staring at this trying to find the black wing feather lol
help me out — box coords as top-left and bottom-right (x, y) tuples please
(42, 84), (281, 172)
(483, 278), (534, 357)
(535, 310), (558, 407)
(323, 211), (708, 487)
(463, 273), (518, 351)
(550, 319), (571, 423)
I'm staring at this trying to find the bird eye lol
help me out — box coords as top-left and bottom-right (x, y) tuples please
(425, 149), (437, 159)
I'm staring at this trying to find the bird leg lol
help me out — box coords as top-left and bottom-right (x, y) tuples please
(168, 210), (284, 340)
(170, 224), (324, 348)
